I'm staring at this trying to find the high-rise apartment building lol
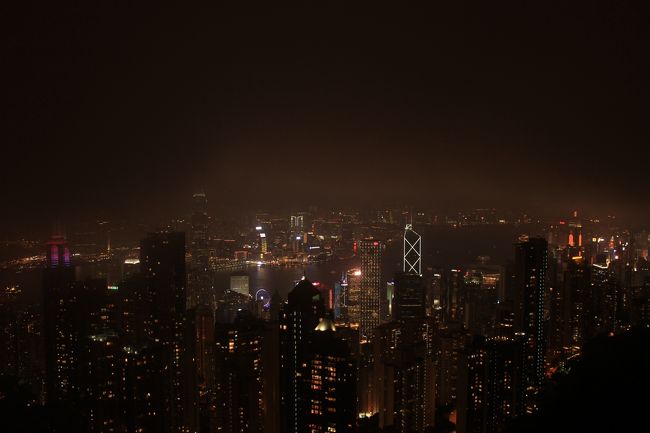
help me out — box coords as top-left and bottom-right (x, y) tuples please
(514, 237), (548, 411)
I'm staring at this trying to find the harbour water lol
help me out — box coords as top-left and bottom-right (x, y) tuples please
(214, 224), (542, 298)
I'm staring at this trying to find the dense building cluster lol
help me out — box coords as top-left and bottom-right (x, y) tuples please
(1, 201), (649, 433)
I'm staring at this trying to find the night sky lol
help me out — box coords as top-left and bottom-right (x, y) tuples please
(3, 3), (649, 234)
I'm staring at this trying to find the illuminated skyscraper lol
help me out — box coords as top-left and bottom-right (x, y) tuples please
(290, 214), (304, 234)
(445, 268), (466, 325)
(464, 269), (501, 337)
(140, 231), (197, 432)
(42, 234), (77, 402)
(82, 331), (123, 432)
(301, 318), (357, 433)
(562, 256), (590, 350)
(375, 321), (436, 432)
(457, 336), (525, 433)
(188, 191), (212, 308)
(403, 224), (421, 275)
(259, 232), (268, 258)
(140, 232), (187, 342)
(427, 272), (443, 318)
(393, 272), (425, 321)
(279, 279), (326, 433)
(514, 237), (548, 411)
(435, 325), (467, 408)
(214, 312), (265, 433)
(345, 268), (362, 324)
(358, 240), (383, 341)
(590, 263), (618, 335)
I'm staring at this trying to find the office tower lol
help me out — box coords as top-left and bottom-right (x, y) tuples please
(214, 312), (266, 433)
(345, 268), (362, 325)
(457, 336), (525, 433)
(426, 271), (443, 317)
(403, 224), (422, 275)
(140, 231), (197, 433)
(514, 237), (548, 411)
(188, 191), (212, 308)
(300, 318), (357, 433)
(259, 232), (268, 258)
(393, 272), (426, 321)
(464, 270), (500, 337)
(444, 268), (466, 325)
(358, 240), (383, 341)
(279, 279), (326, 433)
(290, 214), (304, 234)
(230, 271), (250, 296)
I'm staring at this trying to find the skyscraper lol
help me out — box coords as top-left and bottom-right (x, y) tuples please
(435, 325), (468, 408)
(590, 263), (618, 335)
(457, 336), (525, 433)
(188, 191), (212, 308)
(290, 214), (304, 234)
(140, 231), (197, 432)
(301, 318), (357, 433)
(358, 240), (383, 341)
(375, 321), (436, 432)
(42, 234), (77, 402)
(193, 304), (215, 395)
(562, 256), (590, 350)
(514, 237), (548, 411)
(344, 268), (362, 325)
(393, 272), (426, 321)
(403, 224), (422, 275)
(214, 312), (266, 433)
(279, 279), (326, 433)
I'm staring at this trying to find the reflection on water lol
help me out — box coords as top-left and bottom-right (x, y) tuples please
(214, 256), (362, 299)
(214, 224), (541, 298)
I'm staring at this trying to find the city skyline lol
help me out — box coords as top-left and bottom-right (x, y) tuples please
(2, 3), (649, 433)
(2, 189), (650, 433)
